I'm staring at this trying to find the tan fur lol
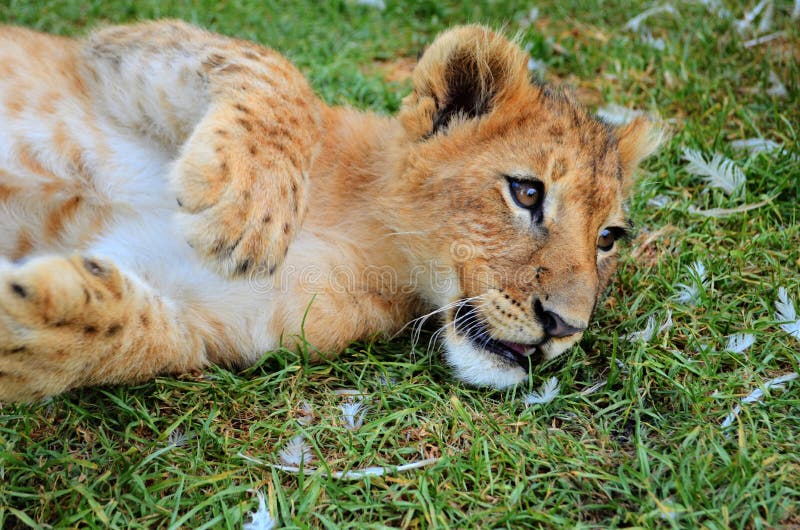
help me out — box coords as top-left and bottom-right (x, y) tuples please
(0, 22), (661, 401)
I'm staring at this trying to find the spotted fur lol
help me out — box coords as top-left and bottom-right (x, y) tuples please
(0, 22), (661, 401)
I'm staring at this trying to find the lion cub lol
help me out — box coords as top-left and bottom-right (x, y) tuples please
(0, 21), (660, 401)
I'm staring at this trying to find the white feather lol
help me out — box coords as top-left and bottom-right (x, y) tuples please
(687, 197), (772, 217)
(340, 400), (369, 430)
(766, 71), (788, 98)
(243, 491), (275, 530)
(596, 104), (643, 126)
(271, 458), (440, 480)
(296, 401), (314, 426)
(354, 0), (385, 9)
(167, 428), (193, 447)
(793, 0), (800, 19)
(624, 310), (672, 343)
(523, 377), (560, 405)
(734, 0), (771, 34)
(640, 31), (667, 51)
(698, 0), (732, 18)
(624, 4), (677, 32)
(720, 373), (798, 428)
(624, 315), (658, 343)
(744, 32), (785, 48)
(278, 435), (313, 466)
(658, 310), (674, 334)
(647, 195), (671, 208)
(775, 287), (800, 340)
(673, 260), (707, 306)
(681, 147), (746, 196)
(519, 7), (540, 28)
(730, 138), (782, 154)
(527, 58), (547, 76)
(725, 333), (756, 355)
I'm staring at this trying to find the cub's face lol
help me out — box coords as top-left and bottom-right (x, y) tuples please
(390, 26), (662, 388)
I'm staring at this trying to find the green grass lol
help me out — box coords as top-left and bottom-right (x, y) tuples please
(1, 0), (799, 528)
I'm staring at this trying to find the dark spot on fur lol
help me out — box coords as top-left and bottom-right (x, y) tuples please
(106, 324), (122, 337)
(234, 103), (251, 114)
(237, 259), (252, 275)
(283, 223), (290, 234)
(205, 53), (226, 68)
(215, 128), (229, 137)
(211, 239), (226, 255)
(249, 144), (258, 156)
(140, 313), (150, 327)
(10, 283), (26, 298)
(263, 213), (272, 224)
(237, 118), (253, 132)
(176, 198), (183, 207)
(84, 325), (98, 334)
(83, 258), (104, 276)
(218, 64), (245, 75)
(9, 346), (26, 354)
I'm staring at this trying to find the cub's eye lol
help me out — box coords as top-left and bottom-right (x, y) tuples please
(508, 178), (544, 210)
(597, 227), (628, 252)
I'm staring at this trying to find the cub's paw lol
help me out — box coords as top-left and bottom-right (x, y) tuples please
(0, 255), (125, 402)
(172, 112), (309, 278)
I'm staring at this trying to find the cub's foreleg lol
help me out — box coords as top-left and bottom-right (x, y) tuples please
(83, 20), (322, 277)
(0, 255), (207, 402)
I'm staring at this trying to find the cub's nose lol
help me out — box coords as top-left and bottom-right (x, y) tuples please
(533, 300), (587, 339)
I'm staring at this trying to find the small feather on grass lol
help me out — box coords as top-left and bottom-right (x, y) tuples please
(278, 434), (314, 466)
(296, 401), (314, 426)
(724, 333), (756, 355)
(687, 197), (772, 217)
(673, 260), (707, 306)
(354, 0), (385, 10)
(775, 287), (800, 340)
(167, 427), (193, 448)
(624, 3), (677, 32)
(743, 31), (785, 47)
(734, 0), (772, 35)
(519, 7), (540, 28)
(243, 490), (275, 530)
(730, 138), (782, 154)
(624, 310), (672, 343)
(596, 104), (643, 126)
(340, 399), (369, 430)
(766, 70), (788, 98)
(682, 147), (745, 196)
(523, 377), (560, 405)
(720, 372), (798, 428)
(240, 453), (440, 481)
(640, 30), (666, 50)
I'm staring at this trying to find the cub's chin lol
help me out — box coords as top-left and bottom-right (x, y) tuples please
(441, 324), (580, 389)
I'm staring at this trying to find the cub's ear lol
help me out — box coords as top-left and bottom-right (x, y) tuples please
(616, 115), (667, 194)
(399, 25), (529, 139)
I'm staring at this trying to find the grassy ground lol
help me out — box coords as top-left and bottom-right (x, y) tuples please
(1, 0), (799, 528)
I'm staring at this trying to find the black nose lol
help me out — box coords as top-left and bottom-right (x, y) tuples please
(534, 300), (586, 338)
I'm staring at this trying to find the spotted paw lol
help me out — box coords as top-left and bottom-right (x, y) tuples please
(172, 104), (311, 278)
(0, 255), (128, 402)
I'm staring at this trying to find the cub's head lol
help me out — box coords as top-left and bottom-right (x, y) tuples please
(386, 25), (663, 388)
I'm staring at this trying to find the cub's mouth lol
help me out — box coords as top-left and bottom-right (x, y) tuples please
(452, 303), (544, 370)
